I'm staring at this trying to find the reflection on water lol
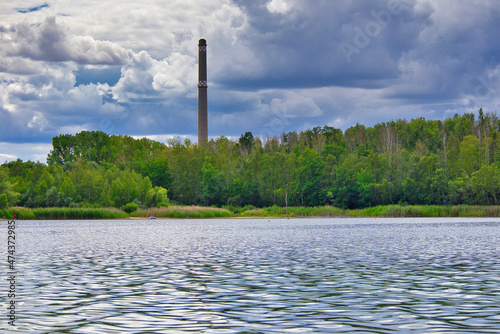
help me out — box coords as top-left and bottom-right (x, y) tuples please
(7, 218), (500, 333)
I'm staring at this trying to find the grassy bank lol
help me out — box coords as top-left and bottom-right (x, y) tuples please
(137, 206), (233, 218)
(238, 205), (344, 217)
(2, 204), (499, 220)
(239, 204), (500, 218)
(4, 207), (128, 220)
(355, 205), (500, 218)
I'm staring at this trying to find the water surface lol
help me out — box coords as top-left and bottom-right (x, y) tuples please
(5, 218), (500, 333)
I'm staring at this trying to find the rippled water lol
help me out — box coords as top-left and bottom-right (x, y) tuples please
(4, 218), (500, 333)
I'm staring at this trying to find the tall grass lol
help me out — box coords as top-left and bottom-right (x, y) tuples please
(137, 206), (233, 218)
(3, 204), (499, 220)
(6, 207), (36, 219)
(7, 207), (128, 220)
(347, 205), (500, 217)
(240, 205), (344, 217)
(239, 205), (500, 218)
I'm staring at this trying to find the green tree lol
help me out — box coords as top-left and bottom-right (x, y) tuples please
(76, 168), (104, 204)
(330, 156), (360, 209)
(0, 167), (19, 206)
(35, 179), (48, 206)
(459, 135), (480, 175)
(227, 179), (260, 207)
(140, 158), (172, 189)
(275, 152), (297, 212)
(47, 134), (77, 165)
(431, 168), (448, 205)
(448, 176), (473, 205)
(59, 177), (76, 199)
(401, 177), (419, 205)
(369, 179), (394, 205)
(0, 193), (7, 209)
(297, 149), (324, 206)
(46, 187), (58, 207)
(356, 169), (375, 207)
(471, 164), (500, 204)
(201, 162), (227, 206)
(167, 139), (203, 205)
(239, 132), (254, 154)
(156, 187), (169, 205)
(109, 170), (144, 208)
(145, 186), (169, 207)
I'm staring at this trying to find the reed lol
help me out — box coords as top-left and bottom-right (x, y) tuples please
(7, 207), (36, 219)
(137, 205), (233, 218)
(7, 207), (127, 220)
(239, 205), (344, 217)
(351, 205), (500, 217)
(4, 204), (499, 220)
(348, 205), (389, 217)
(239, 204), (500, 218)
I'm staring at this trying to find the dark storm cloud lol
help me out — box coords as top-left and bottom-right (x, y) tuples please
(224, 0), (500, 109)
(3, 17), (129, 65)
(386, 2), (500, 103)
(223, 0), (425, 90)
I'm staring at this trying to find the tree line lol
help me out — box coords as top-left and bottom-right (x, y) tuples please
(1, 109), (499, 210)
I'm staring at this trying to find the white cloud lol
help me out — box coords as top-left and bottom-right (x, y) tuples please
(152, 53), (197, 95)
(111, 51), (161, 102)
(27, 111), (49, 130)
(58, 124), (89, 134)
(0, 142), (52, 163)
(0, 153), (18, 161)
(266, 0), (291, 14)
(111, 49), (199, 103)
(269, 91), (323, 119)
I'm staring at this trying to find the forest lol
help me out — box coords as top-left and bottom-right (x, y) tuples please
(1, 109), (500, 213)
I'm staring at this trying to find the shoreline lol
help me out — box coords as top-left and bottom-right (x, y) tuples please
(3, 204), (500, 220)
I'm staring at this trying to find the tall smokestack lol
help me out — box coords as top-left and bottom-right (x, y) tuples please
(198, 38), (208, 145)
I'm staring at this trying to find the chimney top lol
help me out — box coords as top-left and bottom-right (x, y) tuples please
(199, 39), (207, 46)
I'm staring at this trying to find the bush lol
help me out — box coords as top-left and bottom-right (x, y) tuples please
(156, 187), (169, 204)
(145, 187), (169, 208)
(0, 209), (8, 219)
(122, 202), (139, 214)
(0, 193), (8, 209)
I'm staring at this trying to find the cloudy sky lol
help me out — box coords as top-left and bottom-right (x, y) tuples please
(1, 0), (499, 162)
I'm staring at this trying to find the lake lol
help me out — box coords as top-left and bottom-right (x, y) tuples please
(5, 218), (500, 333)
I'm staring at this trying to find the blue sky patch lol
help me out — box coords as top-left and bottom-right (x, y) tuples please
(75, 66), (122, 86)
(17, 3), (49, 14)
